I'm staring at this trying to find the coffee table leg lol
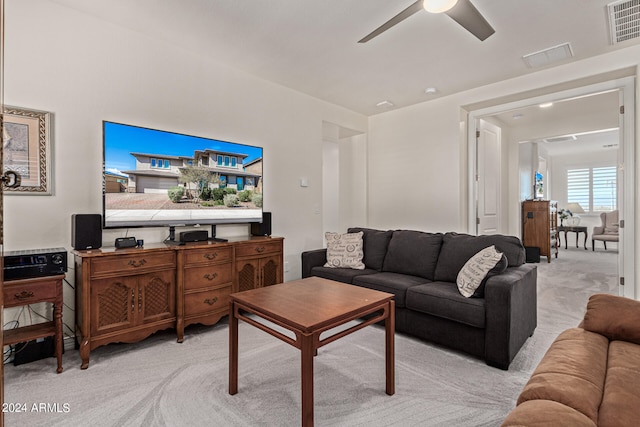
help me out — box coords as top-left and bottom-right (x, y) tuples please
(229, 302), (238, 395)
(301, 333), (314, 427)
(386, 300), (395, 395)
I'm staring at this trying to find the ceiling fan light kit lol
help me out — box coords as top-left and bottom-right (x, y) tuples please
(423, 0), (459, 14)
(358, 0), (494, 43)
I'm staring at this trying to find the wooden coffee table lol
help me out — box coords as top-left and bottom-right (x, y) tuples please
(229, 277), (395, 427)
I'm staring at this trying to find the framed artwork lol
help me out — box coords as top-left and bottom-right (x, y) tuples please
(2, 106), (52, 195)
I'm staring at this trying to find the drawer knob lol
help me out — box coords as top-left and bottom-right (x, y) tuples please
(204, 273), (218, 281)
(204, 252), (218, 260)
(204, 297), (218, 306)
(14, 290), (35, 301)
(255, 246), (265, 253)
(128, 259), (147, 268)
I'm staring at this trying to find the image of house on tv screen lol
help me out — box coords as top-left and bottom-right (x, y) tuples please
(103, 122), (263, 227)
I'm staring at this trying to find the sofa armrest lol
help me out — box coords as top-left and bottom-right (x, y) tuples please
(484, 264), (537, 369)
(301, 248), (327, 278)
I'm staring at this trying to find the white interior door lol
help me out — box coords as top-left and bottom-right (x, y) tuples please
(476, 119), (502, 235)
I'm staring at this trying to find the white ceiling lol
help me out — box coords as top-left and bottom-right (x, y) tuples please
(51, 0), (640, 116)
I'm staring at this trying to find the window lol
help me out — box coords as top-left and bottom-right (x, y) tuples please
(217, 155), (223, 166)
(567, 166), (616, 212)
(164, 159), (170, 168)
(231, 157), (237, 167)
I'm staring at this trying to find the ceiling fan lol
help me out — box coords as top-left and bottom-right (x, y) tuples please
(358, 0), (495, 43)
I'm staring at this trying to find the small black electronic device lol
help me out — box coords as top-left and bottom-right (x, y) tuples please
(179, 230), (209, 243)
(72, 214), (102, 250)
(251, 212), (272, 236)
(115, 237), (138, 249)
(3, 248), (68, 281)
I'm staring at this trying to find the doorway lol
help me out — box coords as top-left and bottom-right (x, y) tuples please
(467, 76), (635, 298)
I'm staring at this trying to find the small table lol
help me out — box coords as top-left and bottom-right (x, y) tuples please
(229, 277), (395, 427)
(558, 225), (588, 250)
(3, 275), (64, 373)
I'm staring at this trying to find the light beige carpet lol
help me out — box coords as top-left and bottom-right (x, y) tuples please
(4, 247), (618, 426)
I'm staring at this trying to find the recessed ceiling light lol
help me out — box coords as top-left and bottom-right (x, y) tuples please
(539, 102), (554, 108)
(376, 100), (395, 108)
(425, 87), (438, 94)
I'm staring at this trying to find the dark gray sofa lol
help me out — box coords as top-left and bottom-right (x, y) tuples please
(301, 227), (537, 370)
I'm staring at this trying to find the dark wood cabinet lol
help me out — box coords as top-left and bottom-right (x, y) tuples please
(522, 200), (558, 263)
(74, 236), (283, 368)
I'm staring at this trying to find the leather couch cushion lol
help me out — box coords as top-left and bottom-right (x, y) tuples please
(501, 400), (596, 427)
(583, 293), (640, 345)
(309, 266), (377, 284)
(347, 227), (393, 271)
(382, 230), (443, 280)
(434, 233), (526, 282)
(353, 272), (430, 308)
(406, 282), (485, 328)
(517, 328), (608, 424)
(598, 340), (640, 427)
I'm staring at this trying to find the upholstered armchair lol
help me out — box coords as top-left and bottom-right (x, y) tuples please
(592, 210), (619, 251)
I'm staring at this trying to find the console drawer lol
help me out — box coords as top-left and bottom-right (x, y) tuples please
(235, 241), (281, 258)
(184, 286), (231, 316)
(90, 252), (176, 278)
(3, 280), (57, 307)
(184, 263), (233, 290)
(183, 246), (232, 266)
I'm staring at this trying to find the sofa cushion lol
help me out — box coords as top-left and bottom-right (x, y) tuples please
(324, 231), (365, 269)
(516, 328), (609, 424)
(501, 400), (596, 427)
(347, 227), (393, 271)
(352, 272), (430, 308)
(405, 282), (485, 328)
(309, 266), (378, 284)
(434, 233), (525, 282)
(456, 245), (505, 298)
(382, 230), (443, 280)
(598, 340), (640, 427)
(583, 293), (640, 345)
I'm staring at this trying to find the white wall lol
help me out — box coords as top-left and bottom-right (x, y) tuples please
(3, 0), (370, 336)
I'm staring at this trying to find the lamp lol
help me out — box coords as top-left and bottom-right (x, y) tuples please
(423, 0), (459, 13)
(565, 202), (585, 226)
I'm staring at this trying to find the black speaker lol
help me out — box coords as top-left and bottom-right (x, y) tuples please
(251, 212), (272, 236)
(72, 214), (103, 250)
(525, 246), (540, 263)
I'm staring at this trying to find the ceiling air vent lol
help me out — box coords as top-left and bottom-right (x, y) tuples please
(542, 135), (577, 143)
(608, 0), (640, 44)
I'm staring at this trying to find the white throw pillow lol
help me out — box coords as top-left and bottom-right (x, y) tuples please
(324, 231), (365, 270)
(456, 245), (503, 298)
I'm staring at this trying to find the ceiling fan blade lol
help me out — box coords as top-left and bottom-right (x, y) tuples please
(445, 0), (495, 41)
(358, 0), (424, 43)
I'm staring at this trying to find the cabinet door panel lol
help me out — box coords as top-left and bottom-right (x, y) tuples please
(260, 255), (282, 287)
(236, 260), (260, 292)
(91, 277), (136, 335)
(139, 270), (175, 323)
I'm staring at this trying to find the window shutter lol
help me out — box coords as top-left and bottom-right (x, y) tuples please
(567, 168), (590, 211)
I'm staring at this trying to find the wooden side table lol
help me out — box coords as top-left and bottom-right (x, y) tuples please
(558, 225), (588, 250)
(2, 274), (64, 373)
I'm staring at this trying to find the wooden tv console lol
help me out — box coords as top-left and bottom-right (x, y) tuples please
(73, 235), (283, 369)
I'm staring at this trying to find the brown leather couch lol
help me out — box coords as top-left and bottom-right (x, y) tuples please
(501, 293), (640, 426)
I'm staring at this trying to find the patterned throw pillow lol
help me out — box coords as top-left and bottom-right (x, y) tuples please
(456, 245), (504, 298)
(324, 231), (365, 270)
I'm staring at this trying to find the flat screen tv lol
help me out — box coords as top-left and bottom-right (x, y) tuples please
(102, 121), (263, 230)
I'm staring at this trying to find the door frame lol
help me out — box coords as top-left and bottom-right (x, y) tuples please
(466, 76), (635, 298)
